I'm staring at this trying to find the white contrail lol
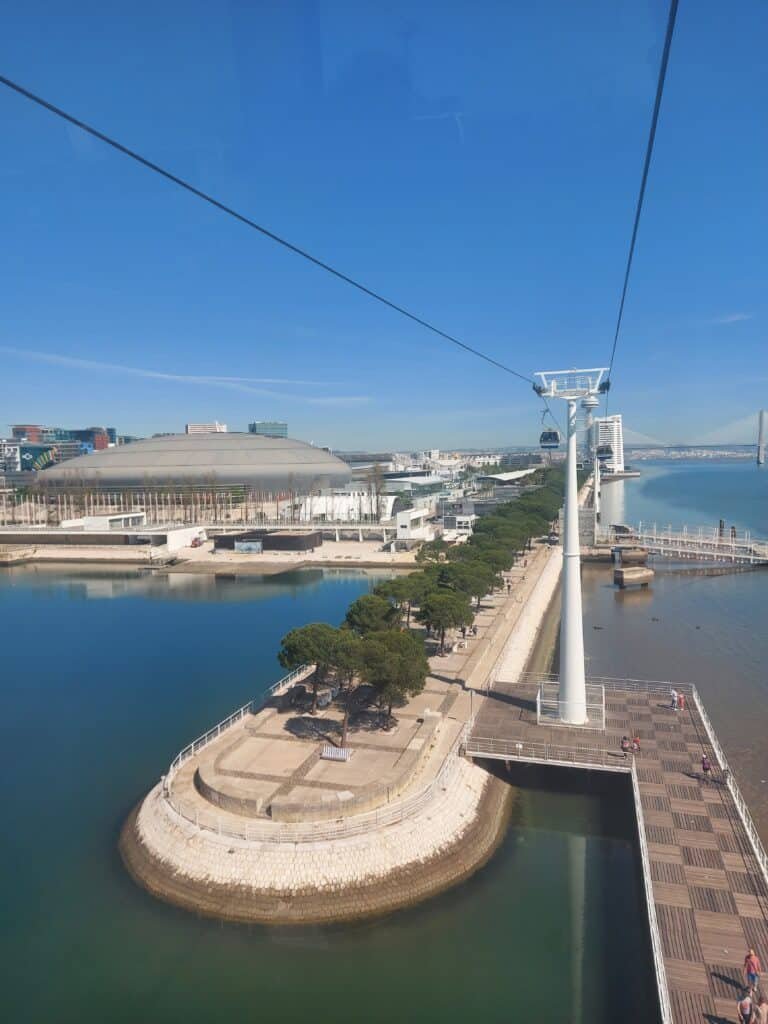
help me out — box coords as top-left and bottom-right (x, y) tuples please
(0, 346), (369, 405)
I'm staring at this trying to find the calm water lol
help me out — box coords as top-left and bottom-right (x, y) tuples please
(0, 564), (657, 1023)
(585, 459), (768, 830)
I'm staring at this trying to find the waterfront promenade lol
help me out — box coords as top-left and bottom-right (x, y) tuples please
(469, 680), (768, 1024)
(122, 541), (562, 922)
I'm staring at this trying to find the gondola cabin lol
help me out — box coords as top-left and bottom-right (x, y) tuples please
(539, 429), (561, 450)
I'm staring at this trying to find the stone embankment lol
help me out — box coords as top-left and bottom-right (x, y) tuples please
(121, 542), (564, 925)
(121, 759), (512, 924)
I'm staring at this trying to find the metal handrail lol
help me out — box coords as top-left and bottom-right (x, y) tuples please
(464, 734), (627, 772)
(164, 663), (313, 785)
(596, 523), (768, 564)
(631, 757), (673, 1024)
(510, 671), (696, 695)
(164, 725), (468, 844)
(691, 686), (768, 882)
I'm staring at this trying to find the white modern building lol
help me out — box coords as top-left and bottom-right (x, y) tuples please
(0, 441), (21, 473)
(395, 506), (436, 541)
(592, 415), (624, 473)
(185, 422), (228, 434)
(290, 492), (399, 523)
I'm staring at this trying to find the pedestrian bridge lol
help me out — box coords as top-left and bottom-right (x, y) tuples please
(467, 675), (768, 1024)
(598, 524), (768, 566)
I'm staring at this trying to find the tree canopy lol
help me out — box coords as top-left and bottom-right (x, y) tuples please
(344, 593), (401, 635)
(374, 573), (433, 626)
(358, 629), (429, 722)
(278, 621), (339, 713)
(416, 590), (474, 651)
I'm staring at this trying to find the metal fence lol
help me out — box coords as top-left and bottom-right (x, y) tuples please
(464, 733), (628, 772)
(164, 725), (468, 844)
(597, 522), (768, 565)
(536, 681), (606, 731)
(691, 688), (768, 883)
(164, 663), (313, 787)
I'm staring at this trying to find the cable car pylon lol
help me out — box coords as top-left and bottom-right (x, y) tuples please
(534, 368), (609, 725)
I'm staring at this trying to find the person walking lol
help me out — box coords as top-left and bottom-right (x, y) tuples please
(745, 949), (763, 994)
(670, 687), (678, 711)
(620, 736), (631, 759)
(755, 997), (768, 1024)
(701, 753), (712, 784)
(632, 736), (641, 754)
(506, 582), (512, 595)
(677, 692), (686, 712)
(737, 990), (755, 1024)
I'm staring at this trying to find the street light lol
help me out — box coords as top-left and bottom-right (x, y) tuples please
(534, 368), (608, 724)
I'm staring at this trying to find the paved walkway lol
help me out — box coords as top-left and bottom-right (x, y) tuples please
(165, 545), (556, 833)
(470, 682), (768, 1024)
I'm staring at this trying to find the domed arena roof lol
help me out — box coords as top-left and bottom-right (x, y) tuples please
(41, 433), (351, 490)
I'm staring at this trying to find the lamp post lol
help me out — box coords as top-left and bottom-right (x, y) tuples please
(535, 369), (608, 725)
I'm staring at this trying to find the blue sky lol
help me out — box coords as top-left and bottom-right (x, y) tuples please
(1, 1), (765, 449)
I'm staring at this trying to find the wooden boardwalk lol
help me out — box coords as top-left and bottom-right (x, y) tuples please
(468, 680), (768, 1024)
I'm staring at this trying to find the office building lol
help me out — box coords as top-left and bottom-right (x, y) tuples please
(185, 422), (227, 435)
(11, 424), (113, 450)
(592, 414), (625, 473)
(249, 421), (288, 439)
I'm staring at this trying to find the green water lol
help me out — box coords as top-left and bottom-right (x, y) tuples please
(1, 564), (657, 1023)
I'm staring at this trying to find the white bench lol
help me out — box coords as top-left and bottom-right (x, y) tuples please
(321, 745), (352, 762)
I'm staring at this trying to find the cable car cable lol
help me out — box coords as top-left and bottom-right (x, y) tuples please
(606, 0), (679, 388)
(0, 73), (537, 386)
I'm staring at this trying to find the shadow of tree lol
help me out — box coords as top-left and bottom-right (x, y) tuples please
(282, 716), (333, 742)
(348, 707), (404, 733)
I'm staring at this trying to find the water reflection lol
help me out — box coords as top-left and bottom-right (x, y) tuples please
(599, 476), (626, 527)
(1, 566), (391, 602)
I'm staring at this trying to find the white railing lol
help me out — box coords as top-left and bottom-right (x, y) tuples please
(465, 733), (628, 772)
(597, 522), (768, 565)
(630, 757), (673, 1024)
(536, 681), (606, 731)
(165, 725), (468, 844)
(501, 671), (695, 698)
(164, 664), (314, 786)
(692, 688), (768, 883)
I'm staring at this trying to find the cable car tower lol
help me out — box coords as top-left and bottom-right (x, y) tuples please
(582, 394), (600, 526)
(534, 368), (609, 725)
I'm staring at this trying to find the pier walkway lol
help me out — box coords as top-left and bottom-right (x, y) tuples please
(468, 678), (768, 1024)
(599, 524), (768, 566)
